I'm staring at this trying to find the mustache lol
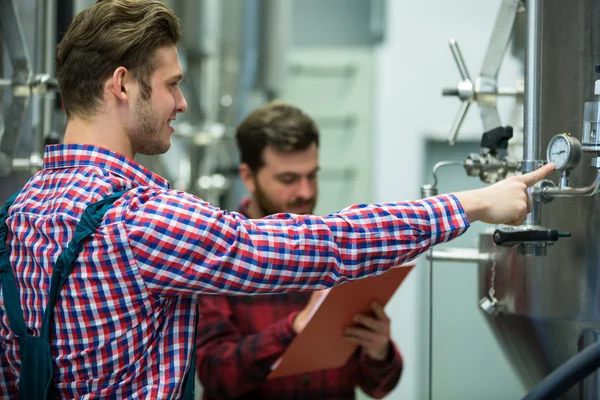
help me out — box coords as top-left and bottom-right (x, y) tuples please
(289, 198), (315, 208)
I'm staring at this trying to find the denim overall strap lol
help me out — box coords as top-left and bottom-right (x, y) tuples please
(0, 191), (27, 338)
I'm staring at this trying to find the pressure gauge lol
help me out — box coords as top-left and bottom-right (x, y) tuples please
(546, 133), (582, 171)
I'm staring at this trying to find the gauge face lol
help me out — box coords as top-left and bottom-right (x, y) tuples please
(547, 136), (570, 170)
(546, 133), (582, 171)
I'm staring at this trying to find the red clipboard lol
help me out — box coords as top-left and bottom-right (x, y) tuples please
(268, 264), (414, 379)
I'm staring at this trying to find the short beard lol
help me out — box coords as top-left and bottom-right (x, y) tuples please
(254, 182), (281, 217)
(129, 97), (169, 156)
(254, 179), (315, 217)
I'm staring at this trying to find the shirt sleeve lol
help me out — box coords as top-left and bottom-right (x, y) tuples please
(125, 189), (470, 296)
(355, 342), (403, 398)
(195, 295), (297, 398)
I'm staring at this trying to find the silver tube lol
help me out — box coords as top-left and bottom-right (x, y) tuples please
(542, 170), (600, 198)
(431, 160), (463, 188)
(42, 0), (57, 152)
(427, 249), (493, 263)
(32, 0), (47, 157)
(523, 0), (542, 225)
(449, 39), (471, 82)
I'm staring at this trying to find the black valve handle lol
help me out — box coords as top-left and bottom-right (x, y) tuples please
(493, 228), (571, 248)
(481, 126), (514, 154)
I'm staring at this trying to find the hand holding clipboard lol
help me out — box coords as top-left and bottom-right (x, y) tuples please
(269, 265), (414, 379)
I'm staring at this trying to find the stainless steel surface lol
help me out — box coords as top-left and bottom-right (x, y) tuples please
(559, 171), (571, 189)
(522, 0), (541, 166)
(522, 0), (542, 228)
(443, 0), (523, 145)
(479, 1), (600, 398)
(476, 76), (502, 132)
(479, 0), (522, 80)
(477, 0), (521, 133)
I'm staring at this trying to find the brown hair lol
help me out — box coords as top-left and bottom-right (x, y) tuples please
(56, 0), (181, 119)
(236, 101), (320, 172)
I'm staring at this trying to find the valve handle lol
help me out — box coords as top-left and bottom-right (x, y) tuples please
(493, 228), (571, 248)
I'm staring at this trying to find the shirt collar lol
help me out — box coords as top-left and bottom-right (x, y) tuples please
(43, 144), (170, 189)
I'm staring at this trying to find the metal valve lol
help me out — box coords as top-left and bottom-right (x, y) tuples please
(443, 0), (523, 145)
(464, 126), (519, 183)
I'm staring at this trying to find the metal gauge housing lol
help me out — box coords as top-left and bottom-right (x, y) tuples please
(546, 133), (582, 171)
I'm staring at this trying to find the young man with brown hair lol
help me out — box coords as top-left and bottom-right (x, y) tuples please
(0, 0), (552, 398)
(196, 101), (403, 399)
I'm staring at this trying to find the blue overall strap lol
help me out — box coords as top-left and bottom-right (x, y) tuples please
(0, 191), (28, 339)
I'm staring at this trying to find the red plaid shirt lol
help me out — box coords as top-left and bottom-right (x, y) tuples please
(196, 290), (404, 400)
(1, 144), (468, 398)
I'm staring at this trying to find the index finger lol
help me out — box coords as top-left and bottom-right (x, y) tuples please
(515, 163), (555, 187)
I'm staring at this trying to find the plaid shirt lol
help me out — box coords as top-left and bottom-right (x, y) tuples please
(196, 199), (405, 399)
(0, 144), (469, 398)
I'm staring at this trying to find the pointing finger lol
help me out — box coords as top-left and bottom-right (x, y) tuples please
(515, 163), (555, 187)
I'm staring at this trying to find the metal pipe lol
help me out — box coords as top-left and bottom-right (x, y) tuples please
(42, 0), (58, 152)
(32, 0), (47, 157)
(431, 160), (464, 188)
(427, 248), (493, 263)
(420, 160), (463, 198)
(449, 39), (472, 82)
(523, 0), (542, 225)
(542, 170), (600, 198)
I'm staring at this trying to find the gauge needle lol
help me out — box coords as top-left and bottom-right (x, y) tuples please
(551, 151), (566, 155)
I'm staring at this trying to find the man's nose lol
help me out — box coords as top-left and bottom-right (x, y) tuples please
(177, 89), (188, 113)
(297, 178), (315, 200)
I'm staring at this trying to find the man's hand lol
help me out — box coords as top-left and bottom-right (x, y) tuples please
(344, 302), (391, 361)
(453, 162), (555, 225)
(292, 289), (328, 334)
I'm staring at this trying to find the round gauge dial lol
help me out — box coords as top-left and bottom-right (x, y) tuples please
(546, 133), (582, 171)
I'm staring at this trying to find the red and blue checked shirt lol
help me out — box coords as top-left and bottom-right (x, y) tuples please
(195, 201), (404, 399)
(0, 144), (469, 398)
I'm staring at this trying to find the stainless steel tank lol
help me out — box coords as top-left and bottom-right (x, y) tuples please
(480, 1), (600, 398)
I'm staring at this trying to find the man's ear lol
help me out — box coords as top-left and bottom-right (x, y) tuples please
(107, 66), (130, 103)
(239, 163), (256, 194)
